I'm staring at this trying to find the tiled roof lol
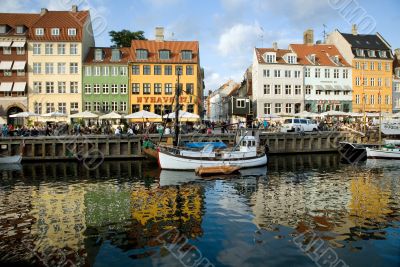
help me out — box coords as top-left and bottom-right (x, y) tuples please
(289, 44), (351, 67)
(0, 13), (40, 36)
(130, 40), (199, 63)
(340, 32), (393, 59)
(84, 47), (132, 64)
(29, 11), (90, 41)
(254, 48), (294, 64)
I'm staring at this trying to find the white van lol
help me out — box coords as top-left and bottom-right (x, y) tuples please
(280, 118), (319, 133)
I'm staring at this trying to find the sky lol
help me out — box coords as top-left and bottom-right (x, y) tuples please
(1, 0), (400, 94)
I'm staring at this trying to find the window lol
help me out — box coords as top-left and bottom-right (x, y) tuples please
(94, 66), (101, 76)
(325, 91), (331, 95)
(154, 83), (162, 94)
(356, 49), (364, 57)
(16, 47), (25, 55)
(102, 102), (109, 112)
(136, 49), (148, 59)
(378, 94), (382, 104)
(0, 25), (6, 34)
(103, 84), (109, 94)
(143, 83), (151, 94)
(34, 102), (42, 114)
(370, 78), (375, 86)
(95, 49), (103, 61)
(274, 103), (282, 113)
(111, 49), (121, 61)
(356, 95), (360, 104)
(93, 102), (100, 112)
(362, 62), (367, 70)
(120, 84), (127, 94)
(71, 102), (79, 112)
(263, 69), (270, 78)
(355, 77), (361, 86)
(70, 63), (78, 74)
(58, 102), (66, 114)
(131, 104), (140, 113)
(85, 66), (91, 76)
(285, 103), (292, 114)
(70, 43), (78, 55)
(175, 65), (183, 75)
(33, 63), (41, 74)
(51, 28), (60, 36)
(143, 105), (151, 111)
(103, 66), (109, 76)
(263, 84), (270, 94)
(274, 70), (281, 78)
(285, 85), (292, 95)
(120, 102), (127, 112)
(57, 82), (66, 93)
(395, 83), (400, 92)
(68, 28), (76, 36)
(324, 69), (330, 78)
(93, 84), (100, 94)
(84, 102), (91, 111)
(379, 51), (387, 58)
(187, 104), (194, 113)
(3, 69), (11, 76)
(143, 65), (151, 75)
(186, 65), (193, 75)
(287, 55), (297, 64)
(334, 69), (339, 78)
(285, 70), (291, 78)
(334, 90), (340, 95)
(46, 103), (55, 113)
(265, 54), (275, 63)
(57, 63), (66, 74)
(165, 83), (172, 94)
(186, 83), (194, 94)
(370, 62), (375, 70)
(111, 102), (118, 112)
(33, 82), (42, 93)
(363, 77), (368, 86)
(164, 105), (172, 114)
(111, 84), (118, 94)
(165, 65), (172, 75)
(132, 83), (140, 94)
(35, 28), (44, 36)
(274, 85), (281, 95)
(305, 68), (310, 77)
(45, 63), (54, 74)
(315, 68), (320, 78)
(84, 84), (91, 94)
(46, 82), (54, 93)
(385, 63), (390, 72)
(305, 85), (312, 95)
(154, 65), (162, 75)
(343, 69), (349, 79)
(295, 85), (301, 95)
(355, 62), (360, 70)
(378, 62), (382, 70)
(33, 44), (41, 55)
(294, 70), (300, 78)
(236, 99), (245, 108)
(132, 65), (140, 75)
(70, 82), (78, 93)
(45, 43), (53, 55)
(368, 50), (375, 57)
(120, 67), (127, 76)
(343, 91), (349, 95)
(316, 90), (322, 95)
(264, 103), (271, 114)
(385, 95), (390, 105)
(181, 50), (193, 60)
(17, 69), (25, 76)
(385, 78), (390, 87)
(370, 95), (375, 105)
(159, 50), (170, 59)
(2, 47), (10, 55)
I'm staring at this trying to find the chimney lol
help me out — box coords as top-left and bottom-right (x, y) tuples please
(40, 8), (48, 16)
(395, 48), (400, 60)
(272, 42), (278, 50)
(71, 5), (78, 12)
(155, 27), (164, 41)
(303, 29), (314, 45)
(352, 24), (358, 35)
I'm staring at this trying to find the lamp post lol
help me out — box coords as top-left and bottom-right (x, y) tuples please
(173, 67), (182, 147)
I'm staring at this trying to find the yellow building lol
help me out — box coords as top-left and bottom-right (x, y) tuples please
(129, 28), (203, 116)
(327, 26), (393, 112)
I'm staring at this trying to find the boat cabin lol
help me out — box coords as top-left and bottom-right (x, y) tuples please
(239, 136), (257, 153)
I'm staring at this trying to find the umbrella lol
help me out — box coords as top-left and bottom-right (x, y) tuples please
(41, 111), (67, 117)
(321, 110), (350, 116)
(99, 111), (123, 120)
(294, 111), (319, 118)
(69, 111), (99, 119)
(348, 112), (364, 117)
(163, 110), (200, 120)
(259, 113), (280, 119)
(9, 111), (40, 118)
(125, 110), (161, 119)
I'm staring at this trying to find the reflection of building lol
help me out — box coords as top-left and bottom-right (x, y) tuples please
(393, 49), (400, 113)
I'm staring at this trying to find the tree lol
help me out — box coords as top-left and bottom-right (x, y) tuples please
(109, 29), (146, 47)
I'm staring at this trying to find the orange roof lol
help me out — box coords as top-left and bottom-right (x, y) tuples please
(0, 13), (40, 35)
(29, 11), (90, 42)
(84, 47), (132, 64)
(130, 40), (199, 64)
(289, 44), (351, 67)
(254, 48), (294, 64)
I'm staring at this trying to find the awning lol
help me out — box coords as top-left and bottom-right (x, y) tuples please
(325, 85), (335, 91)
(12, 82), (26, 92)
(11, 41), (26, 47)
(334, 85), (343, 91)
(315, 85), (324, 91)
(0, 61), (13, 70)
(0, 41), (12, 47)
(344, 86), (352, 91)
(12, 61), (26, 70)
(0, 82), (13, 92)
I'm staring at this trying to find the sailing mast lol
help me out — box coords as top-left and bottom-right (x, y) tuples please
(174, 67), (182, 147)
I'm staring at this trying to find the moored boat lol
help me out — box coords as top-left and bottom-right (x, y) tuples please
(366, 144), (400, 160)
(195, 165), (241, 176)
(0, 155), (22, 164)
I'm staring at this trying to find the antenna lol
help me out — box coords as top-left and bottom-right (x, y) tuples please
(322, 24), (327, 43)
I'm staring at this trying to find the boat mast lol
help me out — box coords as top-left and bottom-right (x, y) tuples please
(379, 87), (382, 147)
(174, 67), (181, 147)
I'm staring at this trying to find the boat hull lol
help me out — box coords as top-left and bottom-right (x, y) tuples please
(366, 147), (400, 160)
(158, 150), (267, 170)
(0, 155), (22, 164)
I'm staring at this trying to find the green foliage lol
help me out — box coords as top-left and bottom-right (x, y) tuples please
(109, 29), (146, 47)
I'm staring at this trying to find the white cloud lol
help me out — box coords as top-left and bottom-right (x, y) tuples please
(220, 0), (247, 12)
(0, 0), (31, 12)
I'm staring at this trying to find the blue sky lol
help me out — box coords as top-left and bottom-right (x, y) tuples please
(2, 0), (399, 93)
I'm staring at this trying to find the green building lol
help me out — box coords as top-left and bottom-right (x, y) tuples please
(82, 47), (130, 114)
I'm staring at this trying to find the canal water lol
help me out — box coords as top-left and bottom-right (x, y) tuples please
(0, 154), (399, 267)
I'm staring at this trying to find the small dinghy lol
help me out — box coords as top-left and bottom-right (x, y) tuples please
(195, 165), (241, 177)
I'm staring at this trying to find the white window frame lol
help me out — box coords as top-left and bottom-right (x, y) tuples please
(51, 28), (60, 36)
(68, 28), (77, 36)
(35, 28), (44, 36)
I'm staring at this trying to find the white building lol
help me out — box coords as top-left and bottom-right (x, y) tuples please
(207, 80), (240, 122)
(252, 45), (304, 117)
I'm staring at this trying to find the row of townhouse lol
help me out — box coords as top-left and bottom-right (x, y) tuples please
(0, 8), (203, 124)
(252, 26), (399, 117)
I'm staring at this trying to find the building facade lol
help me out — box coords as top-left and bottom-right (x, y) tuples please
(27, 6), (94, 116)
(129, 28), (202, 116)
(252, 46), (304, 117)
(393, 49), (400, 113)
(0, 13), (39, 124)
(327, 26), (393, 113)
(207, 80), (240, 122)
(83, 47), (130, 115)
(290, 44), (352, 113)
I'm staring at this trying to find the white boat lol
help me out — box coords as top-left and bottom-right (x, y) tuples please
(366, 145), (400, 160)
(0, 155), (22, 164)
(158, 136), (268, 170)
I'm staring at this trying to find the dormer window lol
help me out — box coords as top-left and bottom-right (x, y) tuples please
(111, 49), (121, 61)
(264, 53), (276, 63)
(181, 50), (192, 60)
(68, 28), (76, 36)
(309, 54), (316, 64)
(356, 49), (364, 57)
(51, 28), (60, 36)
(379, 51), (387, 58)
(332, 55), (340, 64)
(368, 50), (375, 57)
(136, 49), (148, 60)
(94, 49), (103, 61)
(35, 28), (44, 36)
(16, 26), (25, 34)
(286, 54), (297, 64)
(159, 50), (170, 60)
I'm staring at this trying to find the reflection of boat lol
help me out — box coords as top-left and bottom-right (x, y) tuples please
(338, 142), (367, 163)
(366, 145), (400, 159)
(0, 155), (22, 164)
(195, 165), (240, 177)
(158, 170), (199, 186)
(0, 163), (22, 171)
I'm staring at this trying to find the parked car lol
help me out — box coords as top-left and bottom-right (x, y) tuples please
(280, 118), (319, 133)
